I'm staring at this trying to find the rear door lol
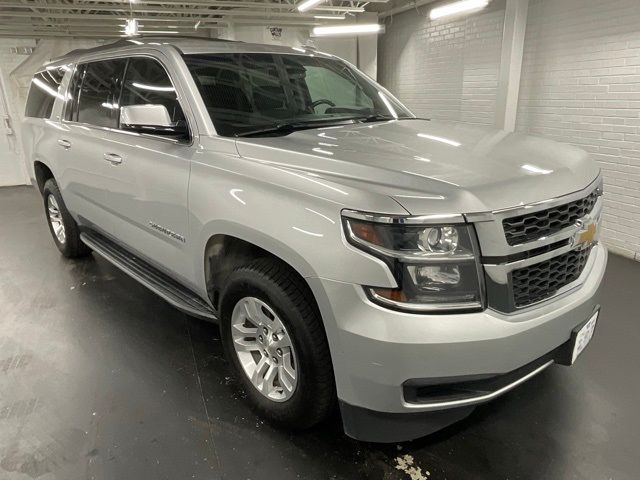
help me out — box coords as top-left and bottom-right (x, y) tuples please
(56, 59), (127, 235)
(99, 55), (195, 285)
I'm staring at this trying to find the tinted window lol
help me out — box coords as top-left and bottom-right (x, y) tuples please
(183, 53), (412, 137)
(118, 57), (186, 130)
(76, 59), (126, 128)
(25, 68), (66, 118)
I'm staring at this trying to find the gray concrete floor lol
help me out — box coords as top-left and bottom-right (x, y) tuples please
(0, 185), (638, 480)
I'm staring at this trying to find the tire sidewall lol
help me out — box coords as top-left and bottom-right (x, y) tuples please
(43, 181), (72, 256)
(220, 270), (321, 426)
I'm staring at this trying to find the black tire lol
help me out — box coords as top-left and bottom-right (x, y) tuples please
(220, 258), (335, 429)
(42, 178), (92, 258)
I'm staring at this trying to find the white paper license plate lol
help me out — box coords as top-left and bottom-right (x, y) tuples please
(571, 311), (598, 364)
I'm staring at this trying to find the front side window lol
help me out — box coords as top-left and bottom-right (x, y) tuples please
(25, 67), (66, 118)
(118, 57), (187, 133)
(183, 53), (412, 137)
(76, 59), (126, 128)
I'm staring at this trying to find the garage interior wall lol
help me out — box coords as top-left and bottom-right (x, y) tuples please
(0, 38), (37, 187)
(378, 0), (640, 261)
(378, 0), (506, 125)
(0, 37), (103, 187)
(516, 0), (640, 260)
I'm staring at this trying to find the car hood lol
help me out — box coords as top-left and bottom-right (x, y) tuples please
(234, 119), (600, 215)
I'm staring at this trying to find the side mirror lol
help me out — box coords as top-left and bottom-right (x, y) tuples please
(120, 104), (188, 139)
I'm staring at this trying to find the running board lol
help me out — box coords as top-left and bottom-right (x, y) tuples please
(80, 231), (217, 321)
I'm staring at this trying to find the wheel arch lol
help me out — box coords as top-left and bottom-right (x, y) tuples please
(201, 223), (319, 313)
(33, 161), (55, 194)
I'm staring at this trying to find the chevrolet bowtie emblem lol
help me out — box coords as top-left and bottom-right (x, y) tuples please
(573, 220), (599, 248)
(578, 222), (597, 244)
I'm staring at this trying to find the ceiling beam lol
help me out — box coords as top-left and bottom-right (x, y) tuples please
(0, 10), (351, 20)
(0, 1), (366, 13)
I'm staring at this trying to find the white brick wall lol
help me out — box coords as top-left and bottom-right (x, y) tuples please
(378, 2), (505, 125)
(0, 38), (37, 186)
(516, 0), (640, 260)
(0, 38), (102, 186)
(378, 0), (640, 261)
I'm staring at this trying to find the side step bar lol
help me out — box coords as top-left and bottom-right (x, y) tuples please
(80, 231), (217, 321)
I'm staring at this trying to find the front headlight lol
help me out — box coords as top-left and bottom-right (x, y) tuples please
(342, 210), (485, 313)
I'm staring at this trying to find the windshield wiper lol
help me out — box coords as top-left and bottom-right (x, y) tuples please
(235, 122), (300, 138)
(235, 117), (362, 138)
(356, 115), (430, 123)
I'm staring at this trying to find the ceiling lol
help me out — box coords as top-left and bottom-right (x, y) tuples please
(0, 0), (396, 38)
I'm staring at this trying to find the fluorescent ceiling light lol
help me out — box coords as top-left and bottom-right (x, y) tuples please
(430, 0), (489, 20)
(124, 18), (138, 36)
(314, 15), (346, 20)
(312, 24), (383, 36)
(297, 0), (326, 12)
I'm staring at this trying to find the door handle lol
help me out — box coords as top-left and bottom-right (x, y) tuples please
(103, 153), (123, 165)
(57, 139), (71, 149)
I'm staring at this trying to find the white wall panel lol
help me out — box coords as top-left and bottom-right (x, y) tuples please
(378, 2), (505, 125)
(516, 0), (640, 260)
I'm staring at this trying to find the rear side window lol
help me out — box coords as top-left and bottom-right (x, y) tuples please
(25, 68), (66, 118)
(76, 59), (126, 128)
(118, 57), (186, 129)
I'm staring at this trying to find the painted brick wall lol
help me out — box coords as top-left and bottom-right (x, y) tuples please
(378, 2), (505, 125)
(0, 38), (37, 186)
(516, 0), (640, 260)
(378, 0), (640, 261)
(0, 38), (103, 186)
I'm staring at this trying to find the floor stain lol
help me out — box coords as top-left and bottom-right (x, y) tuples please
(0, 353), (33, 373)
(0, 398), (41, 420)
(0, 428), (87, 479)
(395, 454), (430, 480)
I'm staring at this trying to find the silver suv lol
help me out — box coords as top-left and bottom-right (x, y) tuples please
(22, 36), (606, 442)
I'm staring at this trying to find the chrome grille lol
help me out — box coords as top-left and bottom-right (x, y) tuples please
(511, 247), (592, 308)
(502, 189), (599, 246)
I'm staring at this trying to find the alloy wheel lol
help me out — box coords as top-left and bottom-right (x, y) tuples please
(47, 194), (66, 244)
(231, 296), (298, 402)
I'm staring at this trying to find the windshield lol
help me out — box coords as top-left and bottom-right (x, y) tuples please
(183, 52), (414, 137)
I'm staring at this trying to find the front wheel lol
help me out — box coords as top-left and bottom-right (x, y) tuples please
(220, 258), (335, 429)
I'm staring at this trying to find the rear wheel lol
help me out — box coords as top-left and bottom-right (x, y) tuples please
(220, 258), (335, 429)
(43, 179), (91, 258)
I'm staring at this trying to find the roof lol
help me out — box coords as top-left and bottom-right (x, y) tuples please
(48, 35), (326, 65)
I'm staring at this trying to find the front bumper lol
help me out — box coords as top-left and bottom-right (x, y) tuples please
(307, 243), (607, 442)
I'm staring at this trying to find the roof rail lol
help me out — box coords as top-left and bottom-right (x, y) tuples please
(47, 35), (240, 64)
